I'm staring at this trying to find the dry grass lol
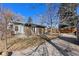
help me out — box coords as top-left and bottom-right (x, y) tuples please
(46, 33), (59, 39)
(0, 36), (45, 52)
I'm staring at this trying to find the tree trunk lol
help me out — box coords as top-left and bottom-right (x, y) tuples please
(3, 19), (8, 56)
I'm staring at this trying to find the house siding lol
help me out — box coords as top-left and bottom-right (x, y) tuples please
(12, 24), (24, 35)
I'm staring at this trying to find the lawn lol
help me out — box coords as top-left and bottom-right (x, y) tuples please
(0, 36), (45, 52)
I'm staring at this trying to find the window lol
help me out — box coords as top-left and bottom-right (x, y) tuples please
(15, 26), (18, 31)
(10, 25), (13, 29)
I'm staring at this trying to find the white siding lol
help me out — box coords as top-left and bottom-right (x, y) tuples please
(13, 24), (24, 34)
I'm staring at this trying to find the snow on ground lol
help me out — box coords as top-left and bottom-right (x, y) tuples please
(11, 42), (63, 56)
(11, 36), (79, 56)
(59, 33), (77, 38)
(51, 38), (79, 56)
(1, 34), (78, 56)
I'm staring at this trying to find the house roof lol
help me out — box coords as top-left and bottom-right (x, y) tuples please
(59, 23), (69, 28)
(12, 21), (25, 25)
(12, 21), (46, 28)
(25, 23), (46, 28)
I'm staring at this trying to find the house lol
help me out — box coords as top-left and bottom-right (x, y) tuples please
(59, 23), (76, 33)
(24, 23), (46, 36)
(9, 21), (46, 36)
(9, 21), (25, 35)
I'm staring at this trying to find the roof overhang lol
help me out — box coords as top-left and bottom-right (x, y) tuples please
(25, 23), (46, 28)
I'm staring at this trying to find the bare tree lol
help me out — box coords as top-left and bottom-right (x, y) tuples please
(0, 7), (15, 55)
(58, 3), (79, 40)
(45, 4), (59, 33)
(36, 14), (46, 26)
(58, 3), (78, 27)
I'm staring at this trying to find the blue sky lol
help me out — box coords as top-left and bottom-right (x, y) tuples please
(0, 3), (47, 20)
(0, 3), (48, 24)
(0, 3), (79, 28)
(1, 3), (46, 16)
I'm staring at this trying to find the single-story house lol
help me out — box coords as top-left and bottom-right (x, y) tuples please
(24, 23), (46, 36)
(9, 21), (46, 36)
(59, 23), (76, 33)
(8, 21), (25, 35)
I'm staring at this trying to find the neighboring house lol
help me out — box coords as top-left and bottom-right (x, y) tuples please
(59, 23), (77, 33)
